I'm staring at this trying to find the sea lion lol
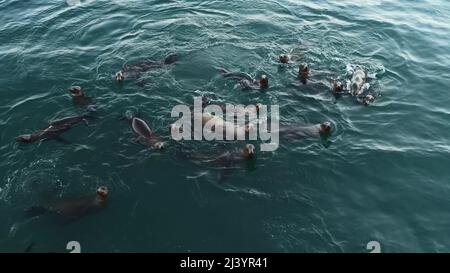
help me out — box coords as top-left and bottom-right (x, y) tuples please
(131, 117), (165, 150)
(332, 66), (375, 105)
(279, 54), (291, 64)
(218, 68), (269, 90)
(350, 67), (367, 96)
(25, 186), (108, 222)
(188, 144), (256, 182)
(115, 53), (178, 82)
(331, 80), (344, 94)
(362, 94), (375, 106)
(212, 143), (256, 182)
(68, 86), (93, 107)
(193, 112), (254, 140)
(16, 114), (91, 144)
(115, 71), (124, 82)
(240, 143), (256, 160)
(278, 121), (332, 139)
(298, 63), (309, 84)
(190, 144), (255, 162)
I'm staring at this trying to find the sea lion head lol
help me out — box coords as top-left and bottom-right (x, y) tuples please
(115, 71), (124, 82)
(364, 94), (375, 105)
(332, 81), (343, 93)
(242, 144), (256, 160)
(279, 54), (290, 64)
(299, 63), (309, 73)
(259, 75), (269, 89)
(319, 122), (332, 135)
(154, 142), (165, 151)
(69, 86), (84, 97)
(96, 186), (109, 202)
(16, 134), (32, 143)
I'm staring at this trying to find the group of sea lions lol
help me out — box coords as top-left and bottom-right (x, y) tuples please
(15, 51), (374, 225)
(279, 54), (375, 105)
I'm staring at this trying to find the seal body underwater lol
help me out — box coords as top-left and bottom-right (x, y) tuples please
(278, 121), (332, 139)
(218, 68), (268, 90)
(25, 186), (109, 223)
(115, 53), (178, 83)
(16, 114), (92, 144)
(187, 144), (256, 183)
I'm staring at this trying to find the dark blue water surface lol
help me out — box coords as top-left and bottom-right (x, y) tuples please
(1, 0), (450, 252)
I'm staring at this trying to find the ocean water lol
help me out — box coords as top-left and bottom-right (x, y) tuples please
(0, 0), (450, 253)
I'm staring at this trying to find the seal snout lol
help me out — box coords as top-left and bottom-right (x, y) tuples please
(320, 122), (332, 134)
(299, 63), (309, 73)
(299, 64), (310, 83)
(259, 75), (269, 89)
(244, 144), (256, 159)
(154, 142), (165, 150)
(96, 186), (109, 201)
(69, 86), (83, 97)
(279, 54), (290, 64)
(332, 81), (343, 93)
(115, 71), (124, 82)
(364, 94), (375, 106)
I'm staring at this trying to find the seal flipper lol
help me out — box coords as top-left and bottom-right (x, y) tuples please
(131, 118), (154, 138)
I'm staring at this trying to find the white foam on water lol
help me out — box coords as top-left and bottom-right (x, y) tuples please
(66, 0), (81, 6)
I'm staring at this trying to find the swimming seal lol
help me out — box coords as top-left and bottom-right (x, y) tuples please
(115, 53), (178, 83)
(16, 114), (92, 144)
(218, 68), (269, 90)
(279, 54), (291, 64)
(131, 117), (165, 150)
(278, 121), (332, 139)
(332, 66), (376, 105)
(187, 144), (256, 182)
(25, 186), (108, 222)
(68, 86), (93, 107)
(331, 80), (344, 94)
(362, 94), (375, 106)
(298, 63), (309, 84)
(350, 67), (367, 96)
(212, 143), (256, 182)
